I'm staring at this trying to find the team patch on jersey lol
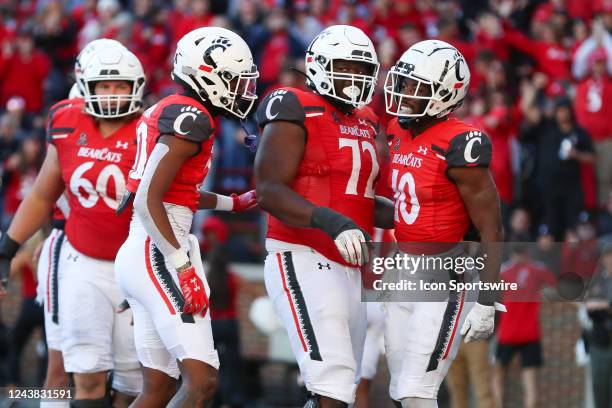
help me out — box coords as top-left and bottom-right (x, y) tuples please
(445, 130), (492, 168)
(255, 89), (306, 127)
(158, 103), (214, 143)
(76, 133), (88, 146)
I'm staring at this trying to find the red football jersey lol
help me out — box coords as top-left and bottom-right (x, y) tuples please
(125, 93), (215, 212)
(256, 87), (380, 265)
(387, 117), (492, 244)
(497, 260), (556, 344)
(47, 98), (82, 225)
(47, 100), (138, 260)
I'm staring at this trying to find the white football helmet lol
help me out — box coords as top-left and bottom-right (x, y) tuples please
(384, 39), (470, 118)
(172, 27), (259, 119)
(305, 25), (379, 108)
(75, 39), (126, 96)
(80, 46), (146, 118)
(68, 83), (82, 99)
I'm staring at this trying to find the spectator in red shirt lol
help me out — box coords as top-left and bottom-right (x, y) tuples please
(494, 244), (556, 408)
(173, 0), (213, 45)
(503, 19), (573, 90)
(258, 8), (302, 90)
(573, 26), (612, 205)
(0, 28), (50, 113)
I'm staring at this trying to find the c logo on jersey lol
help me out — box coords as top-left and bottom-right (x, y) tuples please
(265, 89), (287, 120)
(173, 106), (202, 135)
(463, 132), (482, 163)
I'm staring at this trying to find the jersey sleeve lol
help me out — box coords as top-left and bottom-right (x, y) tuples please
(45, 100), (77, 145)
(445, 130), (492, 168)
(255, 89), (306, 129)
(157, 103), (214, 143)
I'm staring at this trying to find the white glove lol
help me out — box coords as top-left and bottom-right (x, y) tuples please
(334, 229), (369, 266)
(460, 302), (506, 342)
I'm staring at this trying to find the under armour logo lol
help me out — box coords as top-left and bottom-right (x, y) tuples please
(318, 263), (331, 270)
(418, 145), (428, 155)
(115, 141), (129, 149)
(76, 133), (87, 146)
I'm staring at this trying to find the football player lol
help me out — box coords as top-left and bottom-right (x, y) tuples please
(35, 38), (126, 408)
(0, 44), (146, 407)
(254, 25), (386, 407)
(381, 40), (505, 408)
(114, 27), (258, 408)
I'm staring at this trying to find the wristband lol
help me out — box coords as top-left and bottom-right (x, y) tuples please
(214, 194), (234, 211)
(310, 206), (359, 239)
(0, 233), (20, 259)
(167, 249), (190, 271)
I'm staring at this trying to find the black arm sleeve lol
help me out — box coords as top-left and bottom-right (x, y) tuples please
(255, 89), (306, 129)
(445, 130), (493, 168)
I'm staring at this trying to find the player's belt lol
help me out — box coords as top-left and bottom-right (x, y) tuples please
(51, 219), (66, 230)
(116, 191), (135, 215)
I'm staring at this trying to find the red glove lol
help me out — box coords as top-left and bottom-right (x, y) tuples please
(178, 265), (208, 316)
(231, 190), (258, 212)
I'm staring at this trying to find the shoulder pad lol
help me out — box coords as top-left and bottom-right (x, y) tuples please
(255, 88), (306, 128)
(445, 130), (492, 168)
(157, 103), (214, 143)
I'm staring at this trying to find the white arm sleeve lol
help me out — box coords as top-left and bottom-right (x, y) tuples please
(133, 143), (187, 264)
(573, 37), (597, 80)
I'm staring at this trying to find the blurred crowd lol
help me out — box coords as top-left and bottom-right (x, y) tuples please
(0, 0), (611, 406)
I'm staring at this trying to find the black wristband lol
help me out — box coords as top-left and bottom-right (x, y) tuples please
(310, 206), (361, 240)
(0, 233), (20, 259)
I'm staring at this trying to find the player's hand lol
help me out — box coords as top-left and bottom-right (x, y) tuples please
(461, 302), (506, 342)
(310, 206), (371, 266)
(231, 190), (258, 212)
(335, 229), (370, 266)
(178, 265), (209, 316)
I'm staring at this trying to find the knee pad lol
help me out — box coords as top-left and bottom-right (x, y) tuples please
(400, 397), (438, 408)
(69, 395), (111, 408)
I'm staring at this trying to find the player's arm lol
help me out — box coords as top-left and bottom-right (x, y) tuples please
(254, 121), (313, 226)
(447, 132), (504, 302)
(197, 190), (257, 212)
(448, 166), (504, 286)
(133, 134), (196, 260)
(0, 145), (64, 293)
(374, 126), (394, 228)
(254, 90), (370, 265)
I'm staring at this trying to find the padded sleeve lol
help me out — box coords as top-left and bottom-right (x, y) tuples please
(157, 103), (214, 143)
(255, 89), (306, 128)
(445, 130), (493, 168)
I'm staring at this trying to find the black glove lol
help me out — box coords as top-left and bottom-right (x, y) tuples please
(0, 233), (20, 289)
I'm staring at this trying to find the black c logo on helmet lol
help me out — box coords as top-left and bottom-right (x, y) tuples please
(455, 59), (465, 81)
